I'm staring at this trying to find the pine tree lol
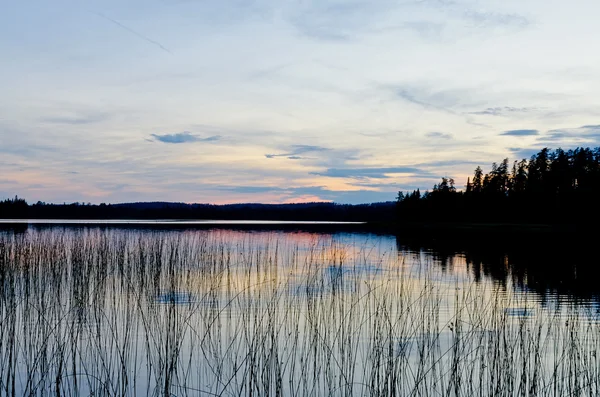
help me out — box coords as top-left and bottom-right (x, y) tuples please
(473, 167), (483, 193)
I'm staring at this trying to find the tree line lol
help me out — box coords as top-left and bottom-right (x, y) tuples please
(0, 199), (396, 222)
(397, 146), (600, 224)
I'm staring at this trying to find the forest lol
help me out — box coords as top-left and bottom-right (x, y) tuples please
(0, 198), (395, 222)
(397, 146), (600, 224)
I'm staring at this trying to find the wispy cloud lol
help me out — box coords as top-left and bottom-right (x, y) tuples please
(220, 186), (288, 194)
(463, 10), (529, 29)
(4, 0), (598, 205)
(265, 144), (330, 159)
(221, 185), (398, 204)
(286, 1), (387, 42)
(151, 132), (222, 144)
(409, 0), (530, 32)
(425, 131), (453, 139)
(40, 112), (110, 125)
(221, 185), (327, 196)
(395, 88), (454, 114)
(91, 11), (172, 54)
(469, 107), (538, 116)
(507, 148), (545, 160)
(414, 159), (481, 168)
(317, 189), (397, 204)
(400, 21), (445, 39)
(500, 129), (539, 136)
(390, 85), (491, 128)
(540, 125), (600, 143)
(310, 167), (429, 179)
(505, 125), (600, 159)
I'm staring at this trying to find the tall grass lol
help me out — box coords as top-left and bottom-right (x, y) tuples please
(0, 228), (598, 396)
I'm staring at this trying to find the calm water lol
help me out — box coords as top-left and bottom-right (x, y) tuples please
(0, 224), (599, 396)
(0, 219), (366, 225)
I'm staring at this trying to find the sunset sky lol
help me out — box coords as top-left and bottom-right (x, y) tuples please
(2, 0), (600, 204)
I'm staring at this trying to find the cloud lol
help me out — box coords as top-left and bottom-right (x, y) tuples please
(411, 1), (530, 33)
(221, 185), (398, 204)
(395, 88), (454, 114)
(401, 21), (444, 39)
(469, 107), (537, 116)
(414, 159), (481, 168)
(151, 132), (221, 144)
(540, 125), (600, 143)
(391, 85), (490, 128)
(91, 11), (172, 54)
(506, 124), (600, 158)
(318, 190), (397, 204)
(500, 129), (539, 136)
(221, 186), (287, 194)
(286, 1), (390, 42)
(310, 167), (429, 179)
(40, 112), (110, 125)
(222, 185), (329, 196)
(508, 148), (544, 160)
(463, 10), (529, 29)
(425, 131), (453, 139)
(265, 144), (330, 159)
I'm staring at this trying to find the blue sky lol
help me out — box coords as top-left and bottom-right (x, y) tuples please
(1, 0), (600, 204)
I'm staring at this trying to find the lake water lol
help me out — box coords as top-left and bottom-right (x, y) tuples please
(0, 223), (599, 396)
(0, 219), (366, 225)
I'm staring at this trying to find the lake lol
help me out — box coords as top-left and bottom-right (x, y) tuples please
(0, 222), (599, 396)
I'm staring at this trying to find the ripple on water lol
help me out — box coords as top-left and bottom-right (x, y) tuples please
(155, 291), (196, 305)
(504, 307), (535, 317)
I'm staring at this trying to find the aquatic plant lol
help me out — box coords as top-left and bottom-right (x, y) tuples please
(0, 228), (598, 396)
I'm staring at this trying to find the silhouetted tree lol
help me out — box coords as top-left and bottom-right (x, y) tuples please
(0, 196), (29, 218)
(396, 146), (600, 225)
(472, 166), (483, 193)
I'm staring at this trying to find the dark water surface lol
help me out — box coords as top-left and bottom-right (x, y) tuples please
(0, 222), (599, 396)
(0, 219), (366, 225)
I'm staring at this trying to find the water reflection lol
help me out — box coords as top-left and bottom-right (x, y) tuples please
(1, 226), (599, 395)
(4, 222), (598, 304)
(397, 234), (600, 303)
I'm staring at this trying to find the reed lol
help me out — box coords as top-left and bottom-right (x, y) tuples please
(0, 228), (598, 396)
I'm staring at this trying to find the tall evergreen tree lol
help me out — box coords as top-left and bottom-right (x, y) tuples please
(473, 166), (483, 193)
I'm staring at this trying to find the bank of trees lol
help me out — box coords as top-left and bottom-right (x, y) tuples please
(0, 196), (28, 218)
(397, 147), (600, 224)
(0, 199), (396, 222)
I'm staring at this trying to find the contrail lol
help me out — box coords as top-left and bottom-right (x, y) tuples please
(91, 11), (172, 54)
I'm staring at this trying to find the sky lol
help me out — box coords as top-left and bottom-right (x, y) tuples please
(2, 0), (600, 204)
